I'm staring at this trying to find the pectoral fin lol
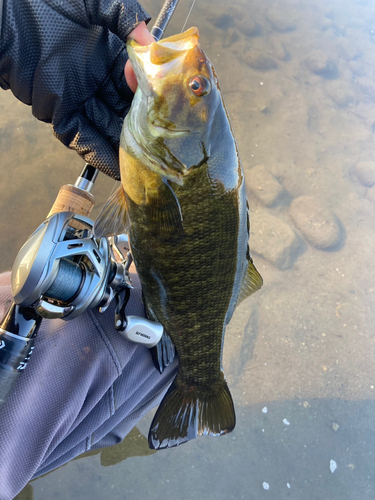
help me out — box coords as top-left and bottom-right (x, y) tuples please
(93, 186), (130, 238)
(145, 180), (184, 240)
(236, 256), (263, 306)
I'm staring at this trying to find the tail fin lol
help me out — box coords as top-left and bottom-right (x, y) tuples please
(148, 374), (235, 450)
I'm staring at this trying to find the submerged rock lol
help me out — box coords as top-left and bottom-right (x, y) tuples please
(357, 79), (375, 102)
(337, 40), (362, 62)
(250, 210), (300, 270)
(324, 81), (354, 108)
(265, 7), (296, 32)
(211, 13), (236, 30)
(236, 18), (262, 37)
(305, 50), (339, 79)
(270, 37), (290, 61)
(243, 50), (278, 71)
(222, 28), (240, 48)
(348, 60), (366, 77)
(355, 161), (375, 187)
(246, 165), (287, 207)
(289, 196), (341, 250)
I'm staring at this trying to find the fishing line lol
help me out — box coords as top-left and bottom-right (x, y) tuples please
(181, 0), (197, 32)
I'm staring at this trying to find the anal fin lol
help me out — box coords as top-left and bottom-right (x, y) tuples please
(146, 304), (175, 373)
(150, 330), (176, 374)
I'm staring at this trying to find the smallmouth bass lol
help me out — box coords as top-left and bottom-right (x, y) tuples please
(94, 27), (262, 449)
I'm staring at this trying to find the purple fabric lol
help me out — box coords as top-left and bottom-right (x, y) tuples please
(0, 271), (177, 499)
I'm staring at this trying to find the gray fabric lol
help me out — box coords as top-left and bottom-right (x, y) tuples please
(0, 271), (177, 500)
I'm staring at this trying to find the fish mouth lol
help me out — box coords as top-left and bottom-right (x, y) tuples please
(127, 27), (200, 83)
(147, 120), (190, 138)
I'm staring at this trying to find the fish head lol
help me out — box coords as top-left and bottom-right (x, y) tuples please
(127, 27), (221, 177)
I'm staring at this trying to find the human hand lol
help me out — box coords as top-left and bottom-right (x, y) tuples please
(125, 22), (154, 93)
(0, 0), (151, 180)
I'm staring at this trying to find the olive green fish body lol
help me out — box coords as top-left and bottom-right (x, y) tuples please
(126, 143), (241, 381)
(94, 28), (262, 449)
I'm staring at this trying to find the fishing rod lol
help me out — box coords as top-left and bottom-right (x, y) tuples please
(151, 0), (180, 41)
(0, 0), (183, 410)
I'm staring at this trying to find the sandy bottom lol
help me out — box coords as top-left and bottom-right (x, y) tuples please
(3, 0), (375, 498)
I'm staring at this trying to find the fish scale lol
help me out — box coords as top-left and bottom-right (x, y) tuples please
(94, 27), (262, 449)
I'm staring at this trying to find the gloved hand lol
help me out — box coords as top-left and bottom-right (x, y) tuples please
(0, 0), (151, 180)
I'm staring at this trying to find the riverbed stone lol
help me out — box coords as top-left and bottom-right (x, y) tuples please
(243, 50), (278, 71)
(265, 7), (296, 32)
(305, 50), (339, 79)
(324, 81), (354, 108)
(337, 40), (362, 62)
(348, 60), (366, 77)
(237, 17), (261, 37)
(250, 210), (300, 270)
(270, 37), (289, 61)
(211, 13), (235, 30)
(289, 196), (341, 250)
(358, 79), (375, 102)
(354, 161), (375, 187)
(246, 165), (286, 207)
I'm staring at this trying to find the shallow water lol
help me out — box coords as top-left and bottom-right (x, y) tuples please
(2, 0), (375, 498)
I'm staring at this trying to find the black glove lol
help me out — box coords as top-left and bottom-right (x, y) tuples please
(0, 0), (151, 180)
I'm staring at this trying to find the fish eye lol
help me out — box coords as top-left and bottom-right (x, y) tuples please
(189, 76), (211, 97)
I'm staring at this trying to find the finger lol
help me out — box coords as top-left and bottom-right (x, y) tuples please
(125, 60), (138, 94)
(127, 21), (154, 44)
(125, 21), (154, 93)
(101, 48), (134, 110)
(85, 0), (151, 42)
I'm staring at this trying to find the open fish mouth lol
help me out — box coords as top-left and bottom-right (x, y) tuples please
(127, 27), (200, 85)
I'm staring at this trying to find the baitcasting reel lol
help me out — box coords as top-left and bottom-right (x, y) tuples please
(12, 211), (130, 320)
(0, 167), (163, 410)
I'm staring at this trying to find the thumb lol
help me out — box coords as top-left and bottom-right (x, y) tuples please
(125, 21), (154, 93)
